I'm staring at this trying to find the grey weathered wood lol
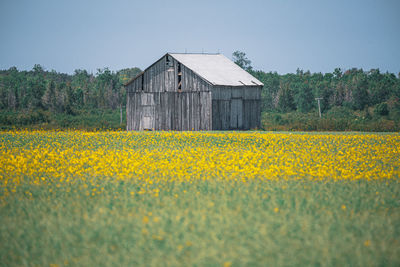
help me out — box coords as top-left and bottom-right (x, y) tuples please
(220, 100), (230, 130)
(194, 92), (200, 130)
(230, 99), (243, 129)
(188, 93), (192, 130)
(232, 87), (243, 99)
(243, 100), (251, 130)
(212, 100), (220, 130)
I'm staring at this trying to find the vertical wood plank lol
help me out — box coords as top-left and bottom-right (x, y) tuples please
(207, 92), (212, 130)
(220, 100), (230, 130)
(257, 99), (261, 129)
(173, 93), (177, 130)
(199, 92), (205, 130)
(199, 91), (211, 130)
(194, 92), (199, 130)
(243, 100), (250, 130)
(126, 92), (130, 130)
(189, 93), (193, 130)
(212, 100), (219, 130)
(181, 93), (187, 130)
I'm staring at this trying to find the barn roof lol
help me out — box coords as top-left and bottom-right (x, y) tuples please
(124, 53), (264, 87)
(169, 53), (263, 86)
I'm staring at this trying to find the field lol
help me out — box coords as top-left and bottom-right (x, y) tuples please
(1, 130), (399, 266)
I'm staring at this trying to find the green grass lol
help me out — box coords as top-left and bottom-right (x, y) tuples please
(1, 178), (399, 267)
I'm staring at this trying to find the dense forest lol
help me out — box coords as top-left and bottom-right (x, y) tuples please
(0, 65), (141, 129)
(1, 51), (399, 131)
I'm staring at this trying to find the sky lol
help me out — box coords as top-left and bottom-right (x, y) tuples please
(0, 0), (399, 75)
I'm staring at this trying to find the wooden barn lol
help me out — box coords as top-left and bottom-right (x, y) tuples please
(125, 53), (263, 131)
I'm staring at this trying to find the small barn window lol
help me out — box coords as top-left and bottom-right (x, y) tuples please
(177, 63), (182, 91)
(141, 75), (144, 91)
(166, 55), (174, 72)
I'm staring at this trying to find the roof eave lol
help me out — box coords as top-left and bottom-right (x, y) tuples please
(213, 84), (264, 87)
(124, 71), (144, 86)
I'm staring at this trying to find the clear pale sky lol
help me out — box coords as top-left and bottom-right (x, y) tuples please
(1, 0), (399, 74)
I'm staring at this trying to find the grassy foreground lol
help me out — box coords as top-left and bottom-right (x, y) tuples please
(0, 131), (399, 266)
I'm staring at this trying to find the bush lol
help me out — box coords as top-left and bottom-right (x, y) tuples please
(261, 109), (399, 132)
(374, 103), (389, 116)
(0, 112), (12, 125)
(325, 106), (355, 119)
(0, 108), (125, 130)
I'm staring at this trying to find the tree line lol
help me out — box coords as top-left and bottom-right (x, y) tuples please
(233, 51), (400, 118)
(1, 52), (400, 129)
(252, 68), (400, 116)
(0, 64), (141, 114)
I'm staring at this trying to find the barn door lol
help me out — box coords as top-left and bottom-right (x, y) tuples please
(230, 99), (243, 129)
(141, 113), (153, 130)
(140, 93), (155, 130)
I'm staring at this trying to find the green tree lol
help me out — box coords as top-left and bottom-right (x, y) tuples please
(28, 65), (46, 109)
(42, 80), (56, 111)
(232, 51), (252, 71)
(72, 69), (92, 107)
(252, 71), (281, 111)
(64, 83), (74, 115)
(278, 82), (295, 112)
(352, 75), (369, 110)
(295, 82), (314, 112)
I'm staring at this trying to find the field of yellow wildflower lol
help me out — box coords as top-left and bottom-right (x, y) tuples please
(1, 130), (399, 266)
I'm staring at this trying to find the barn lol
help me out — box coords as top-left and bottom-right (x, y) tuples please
(125, 53), (263, 131)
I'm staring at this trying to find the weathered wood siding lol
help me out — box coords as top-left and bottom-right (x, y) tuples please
(211, 86), (262, 130)
(126, 55), (212, 131)
(127, 92), (211, 131)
